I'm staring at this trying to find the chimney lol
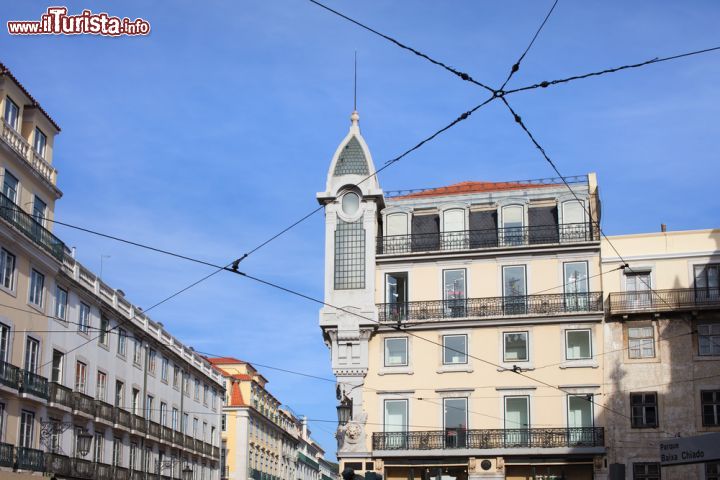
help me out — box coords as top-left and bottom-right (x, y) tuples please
(661, 224), (667, 233)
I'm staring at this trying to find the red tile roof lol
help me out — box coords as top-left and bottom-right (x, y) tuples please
(205, 357), (246, 365)
(230, 380), (246, 406)
(0, 62), (61, 132)
(392, 180), (561, 199)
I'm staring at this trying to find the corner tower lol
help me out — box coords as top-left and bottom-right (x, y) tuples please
(317, 111), (383, 457)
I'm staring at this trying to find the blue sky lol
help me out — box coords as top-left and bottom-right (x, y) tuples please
(1, 0), (719, 457)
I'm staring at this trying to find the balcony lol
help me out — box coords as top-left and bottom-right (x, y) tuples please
(49, 382), (73, 408)
(17, 446), (44, 471)
(97, 462), (114, 480)
(161, 425), (173, 443)
(173, 430), (184, 446)
(212, 445), (220, 459)
(609, 288), (720, 316)
(131, 414), (146, 434)
(115, 407), (132, 429)
(1, 119), (58, 185)
(19, 369), (49, 399)
(115, 466), (130, 480)
(0, 360), (20, 390)
(72, 458), (95, 479)
(0, 442), (13, 468)
(378, 292), (604, 324)
(0, 191), (64, 261)
(95, 400), (115, 423)
(372, 427), (604, 451)
(72, 391), (95, 416)
(377, 223), (598, 256)
(129, 469), (145, 480)
(184, 435), (194, 450)
(45, 452), (72, 476)
(147, 420), (161, 438)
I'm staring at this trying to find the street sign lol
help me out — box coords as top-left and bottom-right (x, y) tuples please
(659, 432), (720, 466)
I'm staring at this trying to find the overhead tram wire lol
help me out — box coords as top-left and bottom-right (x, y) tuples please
(499, 0), (559, 91)
(306, 0), (495, 93)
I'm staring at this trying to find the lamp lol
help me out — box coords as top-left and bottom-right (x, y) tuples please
(182, 466), (193, 480)
(76, 430), (93, 457)
(336, 396), (352, 426)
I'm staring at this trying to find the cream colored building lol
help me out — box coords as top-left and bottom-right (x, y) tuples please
(0, 62), (224, 479)
(602, 229), (720, 480)
(318, 111), (608, 480)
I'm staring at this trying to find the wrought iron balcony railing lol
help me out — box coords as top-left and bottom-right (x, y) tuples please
(378, 292), (603, 323)
(147, 420), (161, 438)
(161, 425), (173, 442)
(45, 452), (72, 476)
(49, 382), (73, 408)
(72, 391), (95, 416)
(72, 458), (95, 479)
(0, 360), (20, 390)
(609, 287), (720, 315)
(115, 407), (132, 429)
(95, 400), (115, 423)
(377, 223), (597, 255)
(173, 430), (184, 446)
(115, 466), (130, 480)
(0, 192), (64, 261)
(97, 462), (114, 480)
(131, 414), (146, 434)
(17, 446), (45, 471)
(372, 427), (604, 450)
(19, 369), (49, 399)
(0, 442), (13, 468)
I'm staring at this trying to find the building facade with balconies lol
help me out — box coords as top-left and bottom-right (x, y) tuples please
(0, 63), (224, 479)
(602, 229), (720, 480)
(318, 111), (607, 480)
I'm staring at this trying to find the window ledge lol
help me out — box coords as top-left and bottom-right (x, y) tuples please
(378, 367), (413, 376)
(497, 363), (535, 372)
(26, 302), (45, 314)
(693, 355), (720, 362)
(559, 360), (598, 369)
(437, 364), (473, 374)
(0, 286), (17, 298)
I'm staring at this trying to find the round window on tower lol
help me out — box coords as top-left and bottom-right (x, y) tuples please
(341, 192), (360, 216)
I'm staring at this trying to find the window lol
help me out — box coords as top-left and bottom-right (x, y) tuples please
(19, 410), (34, 448)
(386, 213), (408, 236)
(631, 392), (658, 428)
(334, 220), (366, 289)
(384, 272), (408, 321)
(383, 399), (407, 448)
(146, 395), (154, 420)
(625, 270), (652, 308)
(695, 264), (720, 298)
(384, 337), (408, 367)
(33, 128), (47, 157)
(99, 317), (109, 346)
(183, 375), (190, 395)
(341, 192), (360, 216)
(504, 331), (529, 362)
(29, 269), (44, 307)
(565, 329), (592, 360)
(0, 248), (15, 290)
(96, 371), (107, 400)
(160, 402), (168, 426)
(443, 269), (466, 317)
(131, 388), (140, 415)
(4, 97), (19, 130)
(221, 414), (226, 432)
(24, 336), (39, 373)
(560, 200), (586, 241)
(32, 196), (46, 226)
(183, 413), (189, 433)
(75, 361), (87, 393)
(172, 408), (179, 430)
(117, 329), (127, 356)
(132, 338), (142, 365)
(115, 380), (124, 408)
(194, 378), (200, 400)
(212, 388), (217, 410)
(443, 397), (468, 447)
(193, 418), (199, 437)
(442, 208), (466, 249)
(502, 265), (527, 314)
(203, 384), (209, 405)
(564, 261), (589, 310)
(112, 437), (122, 466)
(94, 432), (104, 462)
(129, 443), (137, 471)
(148, 349), (157, 374)
(2, 171), (18, 204)
(501, 205), (524, 245)
(632, 463), (660, 480)
(161, 357), (169, 382)
(78, 302), (90, 333)
(707, 462), (720, 480)
(51, 350), (64, 383)
(628, 326), (655, 359)
(567, 395), (594, 444)
(702, 390), (720, 426)
(699, 324), (720, 356)
(442, 334), (467, 365)
(504, 396), (530, 445)
(0, 322), (9, 363)
(54, 287), (67, 321)
(173, 365), (180, 389)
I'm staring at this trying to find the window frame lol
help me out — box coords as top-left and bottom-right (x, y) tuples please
(383, 337), (408, 367)
(442, 334), (468, 365)
(565, 329), (592, 360)
(75, 361), (87, 393)
(627, 325), (656, 359)
(4, 96), (19, 130)
(117, 329), (127, 356)
(28, 269), (44, 308)
(33, 127), (47, 158)
(51, 349), (64, 383)
(632, 462), (660, 480)
(78, 302), (90, 334)
(698, 323), (720, 356)
(630, 392), (658, 429)
(503, 331), (529, 363)
(0, 248), (16, 291)
(54, 286), (68, 322)
(701, 390), (720, 427)
(98, 316), (109, 346)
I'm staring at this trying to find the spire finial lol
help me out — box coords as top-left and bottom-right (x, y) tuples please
(354, 50), (357, 111)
